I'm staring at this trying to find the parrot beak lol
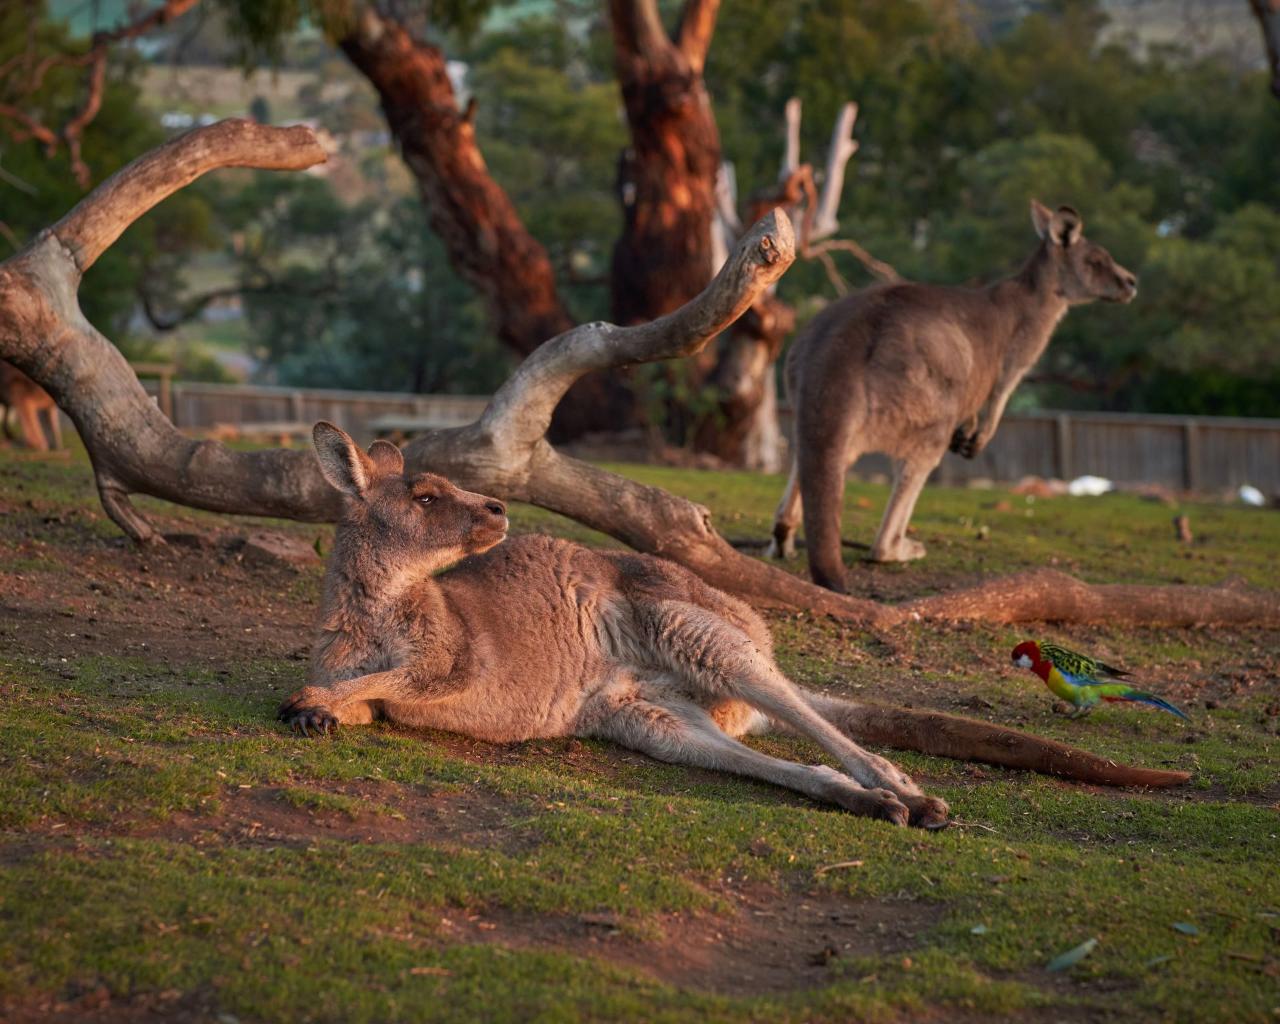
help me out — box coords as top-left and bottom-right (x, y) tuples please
(1014, 654), (1033, 670)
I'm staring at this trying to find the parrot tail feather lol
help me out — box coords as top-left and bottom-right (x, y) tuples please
(1114, 690), (1190, 720)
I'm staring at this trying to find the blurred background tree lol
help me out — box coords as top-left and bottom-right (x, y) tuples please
(4, 0), (1278, 421)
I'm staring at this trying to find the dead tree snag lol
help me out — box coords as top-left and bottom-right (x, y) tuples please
(0, 118), (1274, 649)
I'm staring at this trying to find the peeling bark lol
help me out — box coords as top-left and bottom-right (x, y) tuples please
(607, 0), (722, 328)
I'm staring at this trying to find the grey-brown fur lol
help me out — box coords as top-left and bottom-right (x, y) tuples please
(279, 421), (950, 828)
(769, 200), (1136, 591)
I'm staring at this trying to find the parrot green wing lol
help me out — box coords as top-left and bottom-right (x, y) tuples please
(1038, 642), (1101, 681)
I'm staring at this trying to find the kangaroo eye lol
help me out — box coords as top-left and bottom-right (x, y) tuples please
(417, 495), (433, 505)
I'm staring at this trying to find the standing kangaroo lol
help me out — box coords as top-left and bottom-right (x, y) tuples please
(768, 200), (1137, 592)
(279, 422), (951, 829)
(0, 361), (62, 452)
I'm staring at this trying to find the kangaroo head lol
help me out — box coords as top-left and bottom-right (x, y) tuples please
(312, 421), (508, 575)
(1029, 199), (1137, 305)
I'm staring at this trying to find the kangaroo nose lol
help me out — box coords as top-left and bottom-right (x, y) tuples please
(1121, 272), (1137, 290)
(485, 500), (506, 517)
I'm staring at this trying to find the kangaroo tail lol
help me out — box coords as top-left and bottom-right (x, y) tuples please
(801, 693), (1191, 787)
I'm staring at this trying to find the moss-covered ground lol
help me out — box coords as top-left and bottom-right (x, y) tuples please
(1, 444), (1276, 1022)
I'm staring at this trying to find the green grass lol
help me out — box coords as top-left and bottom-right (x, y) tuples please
(1, 445), (1278, 1022)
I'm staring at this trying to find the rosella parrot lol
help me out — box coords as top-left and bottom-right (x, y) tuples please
(1010, 640), (1189, 720)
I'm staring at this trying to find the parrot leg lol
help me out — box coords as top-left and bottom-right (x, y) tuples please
(1067, 705), (1093, 720)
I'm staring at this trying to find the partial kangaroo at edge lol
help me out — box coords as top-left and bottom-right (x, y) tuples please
(770, 200), (1137, 592)
(0, 361), (62, 452)
(281, 421), (951, 829)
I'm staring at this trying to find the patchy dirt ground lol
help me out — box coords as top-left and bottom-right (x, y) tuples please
(2, 447), (1278, 1023)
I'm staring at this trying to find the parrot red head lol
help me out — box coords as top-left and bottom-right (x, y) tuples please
(1011, 640), (1041, 671)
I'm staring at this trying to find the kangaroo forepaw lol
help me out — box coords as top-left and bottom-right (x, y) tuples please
(278, 688), (339, 738)
(280, 706), (339, 738)
(948, 427), (968, 454)
(903, 794), (950, 830)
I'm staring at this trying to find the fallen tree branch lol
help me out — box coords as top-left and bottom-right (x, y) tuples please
(2, 118), (1277, 647)
(0, 119), (1264, 788)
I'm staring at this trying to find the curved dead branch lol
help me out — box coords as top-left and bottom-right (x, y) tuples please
(0, 117), (1255, 786)
(819, 698), (1191, 788)
(2, 116), (1277, 654)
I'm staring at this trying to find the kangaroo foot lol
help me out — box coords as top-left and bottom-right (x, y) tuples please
(278, 688), (339, 737)
(765, 535), (797, 560)
(767, 525), (797, 560)
(871, 537), (927, 563)
(902, 794), (950, 830)
(813, 767), (909, 826)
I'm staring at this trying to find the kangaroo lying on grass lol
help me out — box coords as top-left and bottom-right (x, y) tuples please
(770, 201), (1137, 591)
(279, 422), (952, 829)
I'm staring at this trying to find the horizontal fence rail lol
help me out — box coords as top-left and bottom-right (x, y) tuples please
(141, 381), (1280, 494)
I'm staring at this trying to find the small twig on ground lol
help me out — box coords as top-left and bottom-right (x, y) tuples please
(814, 859), (865, 875)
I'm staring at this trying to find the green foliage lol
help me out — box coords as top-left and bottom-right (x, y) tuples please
(226, 174), (512, 394)
(705, 1), (1280, 416)
(0, 4), (218, 339)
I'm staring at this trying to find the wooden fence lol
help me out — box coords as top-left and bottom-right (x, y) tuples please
(145, 381), (1280, 494)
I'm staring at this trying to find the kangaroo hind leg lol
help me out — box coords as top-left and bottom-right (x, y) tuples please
(640, 601), (949, 829)
(767, 456), (802, 559)
(870, 453), (936, 562)
(585, 682), (909, 824)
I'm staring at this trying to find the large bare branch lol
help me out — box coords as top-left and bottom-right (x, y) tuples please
(482, 215), (793, 450)
(811, 101), (859, 241)
(3, 118), (1277, 644)
(0, 120), (338, 540)
(675, 0), (721, 73)
(55, 121), (324, 273)
(1, 121), (1272, 789)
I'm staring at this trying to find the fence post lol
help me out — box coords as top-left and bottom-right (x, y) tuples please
(1054, 413), (1072, 480)
(1182, 419), (1201, 492)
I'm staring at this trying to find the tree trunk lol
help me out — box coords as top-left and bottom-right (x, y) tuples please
(690, 296), (791, 470)
(337, 8), (627, 439)
(1251, 0), (1280, 98)
(607, 0), (722, 328)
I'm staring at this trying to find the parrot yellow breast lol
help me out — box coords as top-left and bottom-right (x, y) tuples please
(1044, 665), (1079, 702)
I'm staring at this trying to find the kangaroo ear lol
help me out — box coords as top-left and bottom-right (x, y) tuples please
(367, 439), (405, 479)
(1030, 199), (1054, 239)
(313, 421), (374, 498)
(1051, 205), (1083, 247)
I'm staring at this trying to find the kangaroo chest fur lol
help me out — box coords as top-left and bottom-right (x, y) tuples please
(310, 534), (753, 743)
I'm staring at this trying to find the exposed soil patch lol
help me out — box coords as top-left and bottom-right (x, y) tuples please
(11, 781), (541, 855)
(434, 886), (944, 996)
(1, 988), (219, 1024)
